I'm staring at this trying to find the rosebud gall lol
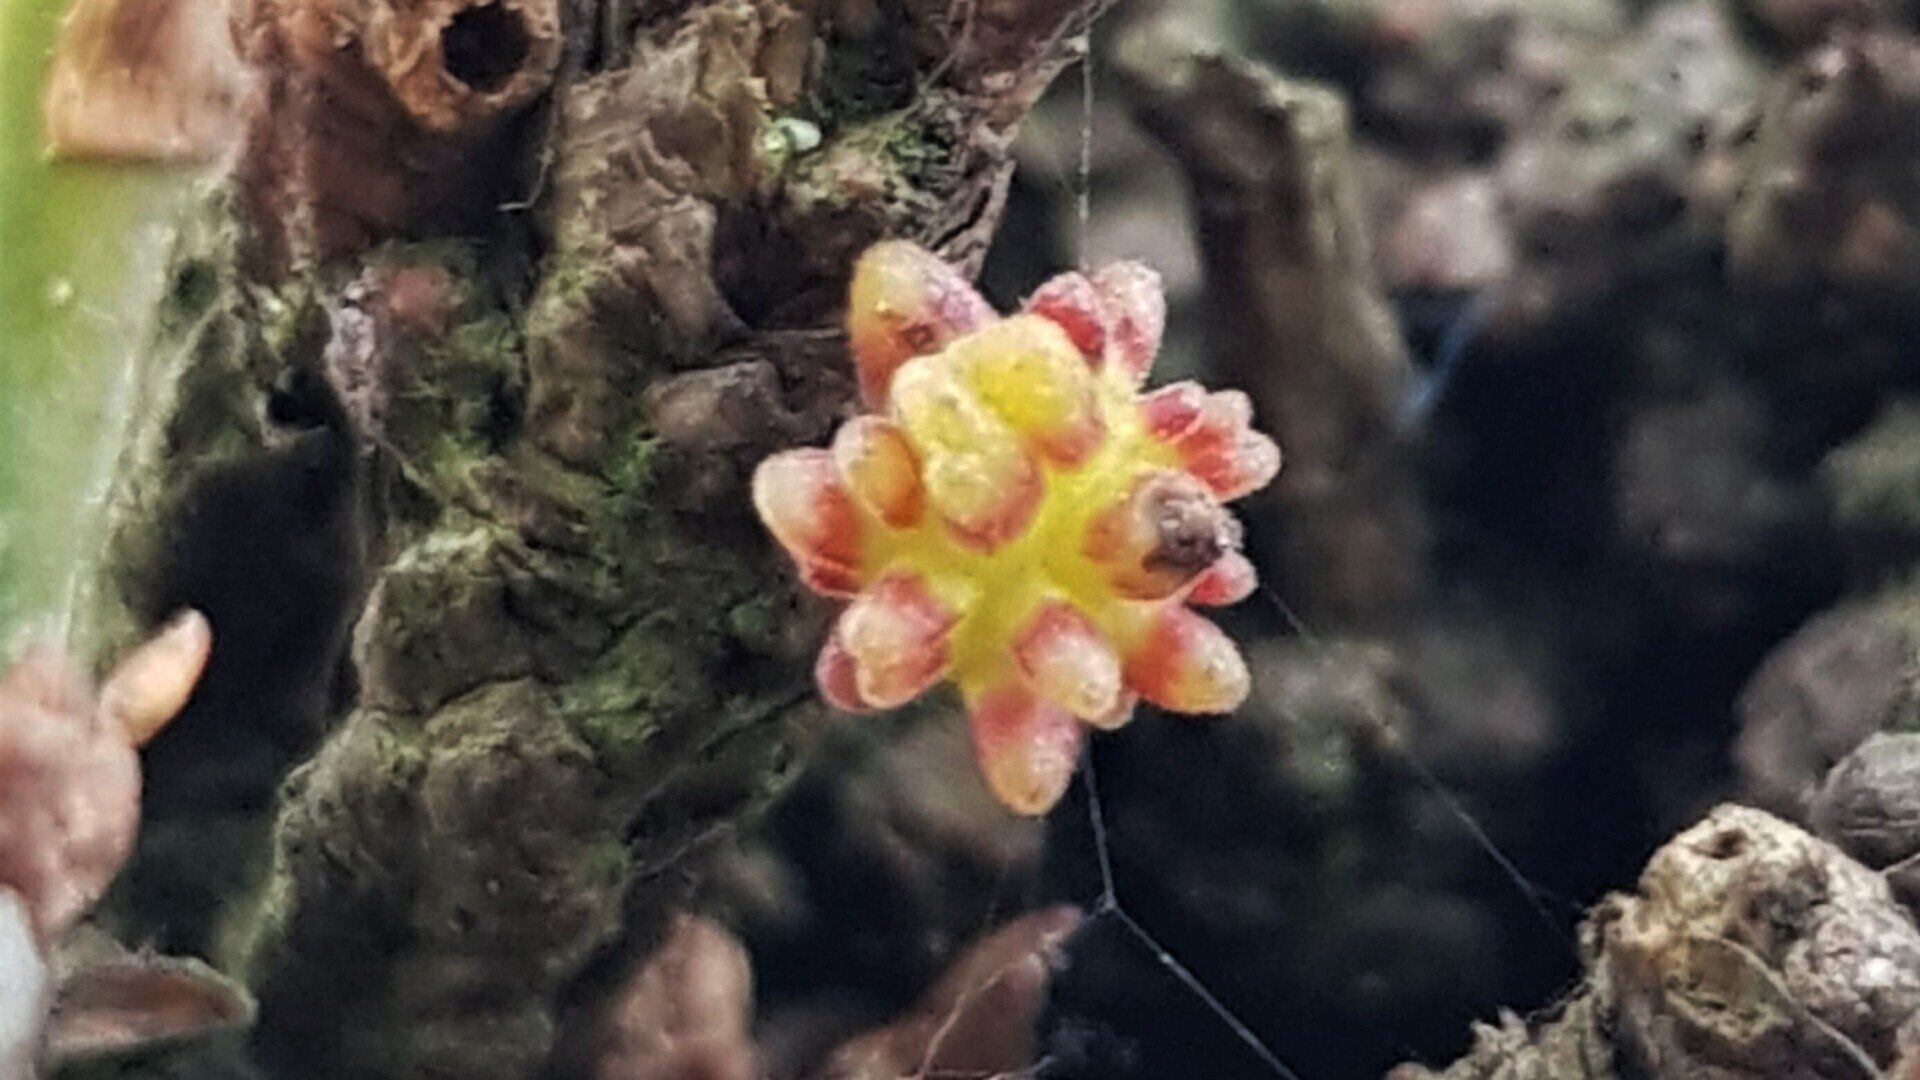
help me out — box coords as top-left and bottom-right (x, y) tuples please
(755, 242), (1281, 815)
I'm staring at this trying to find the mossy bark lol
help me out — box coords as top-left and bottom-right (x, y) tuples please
(78, 0), (1108, 1073)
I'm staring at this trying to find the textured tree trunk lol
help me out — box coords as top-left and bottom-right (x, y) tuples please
(75, 0), (1106, 1073)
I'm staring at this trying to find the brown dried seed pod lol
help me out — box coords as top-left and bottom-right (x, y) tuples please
(239, 0), (559, 132)
(232, 0), (562, 262)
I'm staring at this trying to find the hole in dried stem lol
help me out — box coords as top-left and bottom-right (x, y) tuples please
(441, 3), (530, 92)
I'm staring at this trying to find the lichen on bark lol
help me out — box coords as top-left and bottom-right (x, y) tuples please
(76, 0), (1113, 1072)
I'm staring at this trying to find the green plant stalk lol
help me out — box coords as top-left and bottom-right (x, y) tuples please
(0, 0), (193, 643)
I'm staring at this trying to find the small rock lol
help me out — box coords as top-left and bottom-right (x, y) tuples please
(1602, 805), (1920, 1073)
(1812, 733), (1920, 868)
(1735, 592), (1920, 818)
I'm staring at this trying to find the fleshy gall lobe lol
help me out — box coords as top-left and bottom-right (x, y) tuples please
(755, 241), (1282, 815)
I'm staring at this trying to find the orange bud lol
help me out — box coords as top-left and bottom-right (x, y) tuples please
(966, 680), (1084, 816)
(1123, 607), (1250, 714)
(834, 417), (924, 529)
(1012, 601), (1122, 720)
(847, 241), (993, 409)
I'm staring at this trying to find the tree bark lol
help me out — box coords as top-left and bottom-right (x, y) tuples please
(77, 0), (1109, 1073)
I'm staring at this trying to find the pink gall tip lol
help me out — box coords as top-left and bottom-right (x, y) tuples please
(1090, 262), (1164, 384)
(754, 449), (864, 597)
(1024, 271), (1107, 361)
(966, 680), (1085, 816)
(1187, 428), (1283, 502)
(1187, 551), (1259, 607)
(815, 635), (875, 713)
(1140, 385), (1281, 501)
(836, 572), (957, 709)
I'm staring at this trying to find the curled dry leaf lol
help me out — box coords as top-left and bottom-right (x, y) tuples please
(44, 0), (251, 161)
(810, 905), (1083, 1080)
(584, 914), (759, 1080)
(46, 928), (254, 1065)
